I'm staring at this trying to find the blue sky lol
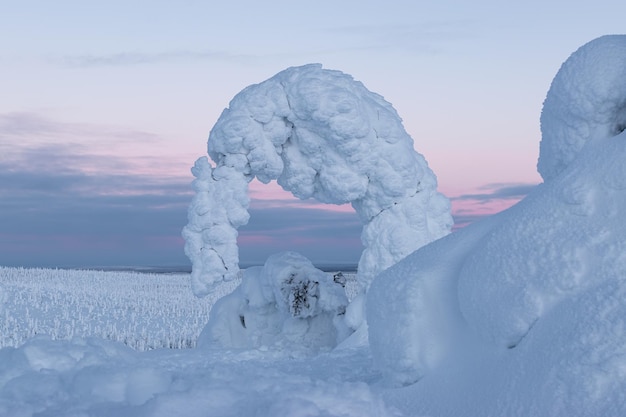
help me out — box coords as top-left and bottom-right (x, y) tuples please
(1, 0), (625, 268)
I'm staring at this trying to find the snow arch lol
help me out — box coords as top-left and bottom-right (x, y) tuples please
(183, 64), (452, 296)
(539, 35), (626, 181)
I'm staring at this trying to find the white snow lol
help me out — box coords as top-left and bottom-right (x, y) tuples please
(367, 34), (626, 415)
(0, 268), (390, 417)
(0, 267), (230, 350)
(3, 35), (626, 416)
(198, 251), (351, 353)
(182, 63), (452, 293)
(538, 34), (626, 181)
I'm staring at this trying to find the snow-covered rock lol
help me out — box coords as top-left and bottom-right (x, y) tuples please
(182, 64), (452, 295)
(198, 251), (350, 353)
(367, 34), (626, 415)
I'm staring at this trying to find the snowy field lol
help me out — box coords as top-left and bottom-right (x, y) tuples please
(0, 267), (359, 351)
(0, 267), (236, 350)
(0, 267), (381, 417)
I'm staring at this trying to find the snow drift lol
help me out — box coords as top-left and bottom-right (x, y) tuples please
(182, 64), (452, 295)
(367, 34), (626, 415)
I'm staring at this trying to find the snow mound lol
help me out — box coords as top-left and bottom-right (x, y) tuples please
(539, 35), (626, 180)
(183, 64), (452, 295)
(198, 251), (350, 353)
(368, 35), (626, 415)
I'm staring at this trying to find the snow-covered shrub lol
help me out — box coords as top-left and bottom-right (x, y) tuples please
(183, 64), (452, 294)
(198, 252), (350, 353)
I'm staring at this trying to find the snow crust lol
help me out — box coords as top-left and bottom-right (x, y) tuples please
(198, 251), (350, 353)
(182, 64), (452, 294)
(367, 35), (626, 415)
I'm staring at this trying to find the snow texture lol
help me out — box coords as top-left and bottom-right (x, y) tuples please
(182, 64), (452, 295)
(198, 251), (350, 353)
(0, 336), (394, 417)
(539, 35), (626, 180)
(367, 34), (626, 415)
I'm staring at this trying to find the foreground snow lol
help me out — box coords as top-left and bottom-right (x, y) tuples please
(0, 335), (393, 417)
(0, 268), (391, 417)
(0, 266), (377, 416)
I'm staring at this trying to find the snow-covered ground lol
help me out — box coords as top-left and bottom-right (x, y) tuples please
(2, 35), (626, 416)
(1, 267), (375, 417)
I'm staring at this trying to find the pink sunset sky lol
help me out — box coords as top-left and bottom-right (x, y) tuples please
(1, 1), (624, 268)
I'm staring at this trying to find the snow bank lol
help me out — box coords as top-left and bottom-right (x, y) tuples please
(368, 35), (626, 415)
(198, 251), (350, 353)
(183, 64), (452, 294)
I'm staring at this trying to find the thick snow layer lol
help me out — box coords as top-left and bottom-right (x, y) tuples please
(183, 64), (452, 294)
(198, 251), (350, 353)
(0, 336), (393, 417)
(182, 158), (250, 296)
(367, 35), (626, 414)
(539, 35), (626, 180)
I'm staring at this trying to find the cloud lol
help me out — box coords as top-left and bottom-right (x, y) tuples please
(0, 112), (163, 145)
(452, 183), (538, 203)
(240, 205), (363, 267)
(451, 213), (490, 230)
(60, 50), (259, 68)
(0, 143), (193, 266)
(447, 182), (539, 230)
(329, 20), (475, 54)
(0, 112), (192, 181)
(0, 135), (363, 268)
(0, 119), (192, 268)
(245, 205), (362, 240)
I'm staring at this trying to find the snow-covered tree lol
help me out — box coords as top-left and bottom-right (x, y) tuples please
(182, 64), (452, 296)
